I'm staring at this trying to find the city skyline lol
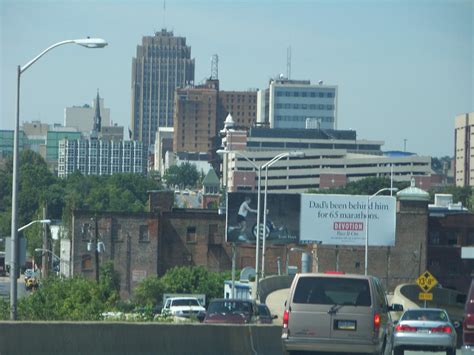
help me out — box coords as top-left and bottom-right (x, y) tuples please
(1, 0), (472, 158)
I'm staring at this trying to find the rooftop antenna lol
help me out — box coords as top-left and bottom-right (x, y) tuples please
(211, 54), (218, 80)
(286, 46), (292, 79)
(163, 0), (166, 29)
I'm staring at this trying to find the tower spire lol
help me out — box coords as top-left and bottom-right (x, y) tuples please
(91, 89), (102, 139)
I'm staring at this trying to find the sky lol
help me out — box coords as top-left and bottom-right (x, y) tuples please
(0, 0), (472, 157)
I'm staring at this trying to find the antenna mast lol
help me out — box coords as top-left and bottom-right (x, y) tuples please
(287, 46), (292, 79)
(163, 0), (166, 28)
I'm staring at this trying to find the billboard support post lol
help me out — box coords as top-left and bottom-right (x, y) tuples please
(364, 188), (398, 276)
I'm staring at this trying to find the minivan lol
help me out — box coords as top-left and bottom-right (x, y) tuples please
(282, 272), (403, 354)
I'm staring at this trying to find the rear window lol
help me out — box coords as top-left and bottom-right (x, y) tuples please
(208, 300), (252, 314)
(401, 309), (448, 321)
(172, 299), (200, 307)
(257, 305), (271, 316)
(293, 277), (371, 306)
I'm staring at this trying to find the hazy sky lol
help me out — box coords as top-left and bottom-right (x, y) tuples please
(1, 0), (472, 157)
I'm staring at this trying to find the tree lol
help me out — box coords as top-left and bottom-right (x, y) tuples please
(163, 163), (200, 189)
(17, 276), (105, 320)
(133, 276), (165, 306)
(310, 177), (409, 196)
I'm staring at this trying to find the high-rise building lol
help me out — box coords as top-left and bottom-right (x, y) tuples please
(455, 112), (474, 187)
(131, 29), (195, 152)
(219, 90), (258, 129)
(257, 78), (338, 130)
(173, 80), (218, 153)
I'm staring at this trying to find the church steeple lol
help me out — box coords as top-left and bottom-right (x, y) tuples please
(93, 89), (102, 134)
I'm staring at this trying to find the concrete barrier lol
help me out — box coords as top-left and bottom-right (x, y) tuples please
(0, 322), (283, 355)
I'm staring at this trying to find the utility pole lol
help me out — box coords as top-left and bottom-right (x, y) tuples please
(94, 215), (99, 283)
(41, 204), (48, 278)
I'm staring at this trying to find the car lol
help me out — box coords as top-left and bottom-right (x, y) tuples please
(393, 308), (457, 355)
(463, 278), (474, 354)
(203, 299), (259, 324)
(161, 297), (206, 318)
(281, 272), (403, 354)
(257, 303), (277, 324)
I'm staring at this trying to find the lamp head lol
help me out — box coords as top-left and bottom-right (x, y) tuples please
(289, 151), (305, 158)
(39, 219), (51, 224)
(73, 38), (108, 48)
(216, 149), (228, 156)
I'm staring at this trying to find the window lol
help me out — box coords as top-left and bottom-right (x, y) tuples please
(139, 225), (149, 242)
(186, 226), (197, 243)
(81, 255), (92, 271)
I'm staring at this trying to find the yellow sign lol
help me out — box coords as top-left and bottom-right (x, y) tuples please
(416, 270), (438, 293)
(418, 292), (433, 301)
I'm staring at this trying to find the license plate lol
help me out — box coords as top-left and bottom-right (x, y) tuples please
(417, 329), (429, 333)
(335, 320), (357, 331)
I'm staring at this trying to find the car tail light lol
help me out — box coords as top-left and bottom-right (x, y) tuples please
(374, 313), (380, 331)
(431, 325), (452, 333)
(395, 324), (417, 332)
(283, 310), (289, 329)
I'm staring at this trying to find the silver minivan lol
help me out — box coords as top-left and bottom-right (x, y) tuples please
(282, 272), (403, 354)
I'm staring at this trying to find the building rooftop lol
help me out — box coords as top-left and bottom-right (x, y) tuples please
(249, 127), (356, 140)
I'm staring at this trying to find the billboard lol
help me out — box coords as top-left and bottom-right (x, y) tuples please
(300, 194), (396, 246)
(226, 192), (300, 244)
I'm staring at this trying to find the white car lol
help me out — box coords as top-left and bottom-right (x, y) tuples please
(161, 297), (205, 318)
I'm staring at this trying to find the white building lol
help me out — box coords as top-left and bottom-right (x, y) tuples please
(64, 95), (111, 134)
(257, 78), (338, 130)
(58, 139), (145, 178)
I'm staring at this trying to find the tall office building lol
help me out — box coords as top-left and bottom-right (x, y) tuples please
(131, 29), (195, 152)
(257, 78), (338, 130)
(455, 112), (474, 187)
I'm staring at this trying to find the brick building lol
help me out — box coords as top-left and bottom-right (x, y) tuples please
(70, 186), (471, 299)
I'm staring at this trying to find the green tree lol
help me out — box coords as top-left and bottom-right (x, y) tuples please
(99, 261), (121, 307)
(133, 276), (165, 306)
(163, 163), (200, 189)
(17, 276), (105, 320)
(309, 177), (409, 196)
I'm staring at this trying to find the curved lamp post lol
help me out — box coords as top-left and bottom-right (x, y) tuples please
(217, 149), (262, 299)
(261, 151), (304, 278)
(10, 37), (107, 320)
(364, 187), (398, 276)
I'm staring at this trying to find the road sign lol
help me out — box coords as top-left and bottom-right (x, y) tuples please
(416, 270), (438, 293)
(418, 292), (433, 301)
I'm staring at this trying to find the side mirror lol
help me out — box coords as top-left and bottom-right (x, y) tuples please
(389, 304), (404, 312)
(453, 321), (461, 329)
(273, 314), (278, 319)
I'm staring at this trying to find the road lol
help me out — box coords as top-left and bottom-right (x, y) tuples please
(0, 275), (27, 300)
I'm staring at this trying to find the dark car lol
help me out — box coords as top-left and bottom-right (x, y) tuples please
(203, 299), (258, 324)
(257, 303), (277, 324)
(463, 278), (474, 354)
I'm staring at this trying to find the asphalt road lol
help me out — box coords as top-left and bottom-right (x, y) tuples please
(0, 275), (27, 300)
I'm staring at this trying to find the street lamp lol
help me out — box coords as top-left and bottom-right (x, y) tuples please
(261, 151), (304, 278)
(217, 149), (262, 299)
(10, 37), (107, 320)
(18, 219), (51, 232)
(364, 187), (398, 276)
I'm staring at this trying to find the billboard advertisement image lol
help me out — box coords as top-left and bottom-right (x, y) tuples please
(226, 192), (300, 244)
(300, 194), (396, 246)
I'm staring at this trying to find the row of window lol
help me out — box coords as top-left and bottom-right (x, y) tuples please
(275, 103), (334, 110)
(275, 91), (335, 98)
(275, 115), (334, 122)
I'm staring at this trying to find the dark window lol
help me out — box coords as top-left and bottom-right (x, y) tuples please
(186, 226), (197, 243)
(293, 277), (371, 306)
(139, 225), (149, 242)
(81, 255), (92, 271)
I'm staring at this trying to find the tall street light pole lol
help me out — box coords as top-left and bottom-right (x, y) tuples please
(261, 151), (304, 278)
(217, 149), (262, 300)
(10, 37), (107, 320)
(364, 187), (398, 276)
